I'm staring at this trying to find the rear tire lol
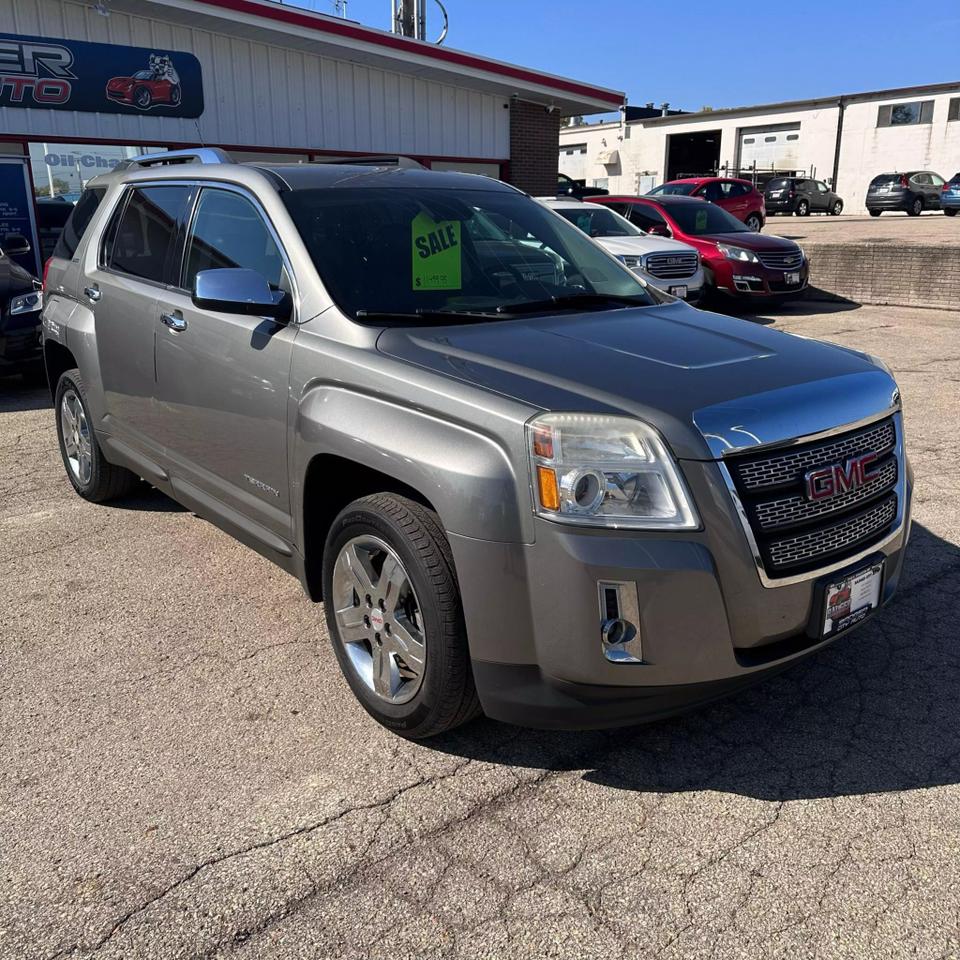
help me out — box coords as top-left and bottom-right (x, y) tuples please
(869, 209), (882, 217)
(55, 369), (138, 503)
(945, 208), (957, 217)
(796, 200), (810, 216)
(745, 213), (763, 232)
(908, 197), (923, 216)
(322, 493), (481, 739)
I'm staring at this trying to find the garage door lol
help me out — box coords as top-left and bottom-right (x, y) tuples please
(738, 124), (801, 171)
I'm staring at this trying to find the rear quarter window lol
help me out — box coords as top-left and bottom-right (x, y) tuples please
(52, 188), (105, 260)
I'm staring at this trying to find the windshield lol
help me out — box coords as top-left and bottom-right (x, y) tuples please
(648, 182), (697, 196)
(132, 70), (154, 80)
(666, 202), (749, 235)
(552, 205), (642, 238)
(283, 187), (657, 321)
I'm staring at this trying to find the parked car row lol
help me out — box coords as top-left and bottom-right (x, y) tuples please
(866, 171), (955, 216)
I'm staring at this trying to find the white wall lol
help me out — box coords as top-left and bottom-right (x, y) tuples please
(0, 0), (510, 159)
(560, 87), (960, 213)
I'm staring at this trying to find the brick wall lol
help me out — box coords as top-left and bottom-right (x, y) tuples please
(805, 242), (960, 311)
(508, 99), (562, 196)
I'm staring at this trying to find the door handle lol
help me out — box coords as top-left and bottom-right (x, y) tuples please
(160, 312), (187, 332)
(83, 286), (101, 303)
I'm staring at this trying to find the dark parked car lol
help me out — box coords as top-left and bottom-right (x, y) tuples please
(556, 172), (608, 199)
(866, 171), (945, 216)
(942, 173), (960, 216)
(591, 194), (808, 304)
(36, 196), (74, 261)
(0, 234), (44, 382)
(764, 178), (844, 217)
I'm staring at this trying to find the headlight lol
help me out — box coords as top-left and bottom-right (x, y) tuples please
(616, 254), (643, 269)
(527, 413), (699, 529)
(716, 243), (759, 264)
(10, 291), (42, 315)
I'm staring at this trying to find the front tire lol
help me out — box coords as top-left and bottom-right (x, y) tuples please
(830, 200), (843, 216)
(945, 208), (957, 217)
(55, 369), (138, 502)
(322, 493), (480, 739)
(134, 86), (152, 109)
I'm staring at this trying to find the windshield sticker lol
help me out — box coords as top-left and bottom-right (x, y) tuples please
(695, 209), (708, 231)
(412, 211), (462, 290)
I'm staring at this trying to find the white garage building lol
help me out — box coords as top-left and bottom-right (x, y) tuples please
(560, 82), (960, 213)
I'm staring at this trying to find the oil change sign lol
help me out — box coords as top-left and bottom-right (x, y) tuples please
(412, 212), (462, 290)
(0, 32), (203, 118)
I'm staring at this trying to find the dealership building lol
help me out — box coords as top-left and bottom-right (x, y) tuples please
(0, 0), (622, 273)
(560, 81), (960, 213)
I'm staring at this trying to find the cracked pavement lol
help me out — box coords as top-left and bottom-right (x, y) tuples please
(2, 302), (959, 959)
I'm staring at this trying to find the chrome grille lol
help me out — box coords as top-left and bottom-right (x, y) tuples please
(645, 252), (698, 280)
(757, 249), (804, 270)
(768, 496), (897, 568)
(736, 419), (896, 491)
(755, 457), (898, 530)
(728, 416), (899, 577)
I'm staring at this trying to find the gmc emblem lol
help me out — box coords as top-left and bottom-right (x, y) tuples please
(805, 452), (880, 501)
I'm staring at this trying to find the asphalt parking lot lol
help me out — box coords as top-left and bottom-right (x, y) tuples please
(2, 301), (959, 960)
(766, 210), (959, 245)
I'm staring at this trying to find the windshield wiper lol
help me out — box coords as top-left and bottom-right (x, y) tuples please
(495, 293), (649, 315)
(355, 308), (502, 323)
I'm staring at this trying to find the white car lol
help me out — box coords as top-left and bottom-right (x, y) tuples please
(539, 198), (704, 302)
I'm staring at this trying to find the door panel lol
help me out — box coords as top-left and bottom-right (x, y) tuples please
(152, 186), (295, 538)
(90, 183), (193, 450)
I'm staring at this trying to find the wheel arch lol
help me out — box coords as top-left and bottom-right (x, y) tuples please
(43, 339), (77, 401)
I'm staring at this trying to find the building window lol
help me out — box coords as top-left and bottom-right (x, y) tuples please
(28, 142), (157, 200)
(786, 133), (799, 141)
(561, 143), (587, 156)
(742, 137), (755, 144)
(764, 136), (777, 142)
(877, 100), (934, 127)
(949, 98), (960, 122)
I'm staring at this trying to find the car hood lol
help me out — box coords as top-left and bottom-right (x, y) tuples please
(699, 231), (800, 252)
(376, 302), (896, 461)
(593, 235), (698, 257)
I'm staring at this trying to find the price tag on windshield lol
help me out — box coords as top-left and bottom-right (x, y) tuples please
(412, 212), (462, 290)
(695, 209), (708, 231)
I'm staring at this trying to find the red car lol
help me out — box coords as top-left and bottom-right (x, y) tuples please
(647, 177), (766, 232)
(590, 195), (807, 304)
(106, 71), (182, 110)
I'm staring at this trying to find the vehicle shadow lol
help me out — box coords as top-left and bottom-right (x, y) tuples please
(709, 296), (862, 326)
(0, 377), (51, 413)
(110, 483), (187, 513)
(431, 522), (960, 801)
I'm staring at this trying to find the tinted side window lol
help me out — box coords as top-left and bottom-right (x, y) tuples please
(728, 182), (750, 197)
(627, 204), (669, 231)
(183, 188), (285, 291)
(107, 185), (192, 284)
(52, 188), (105, 260)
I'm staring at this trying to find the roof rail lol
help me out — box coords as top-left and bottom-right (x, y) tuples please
(117, 147), (234, 170)
(310, 155), (425, 169)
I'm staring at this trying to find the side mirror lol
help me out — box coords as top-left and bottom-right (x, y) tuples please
(2, 233), (31, 256)
(192, 268), (291, 321)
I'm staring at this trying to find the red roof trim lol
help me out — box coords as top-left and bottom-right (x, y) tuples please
(191, 0), (623, 107)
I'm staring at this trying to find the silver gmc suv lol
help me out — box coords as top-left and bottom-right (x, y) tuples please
(41, 149), (912, 739)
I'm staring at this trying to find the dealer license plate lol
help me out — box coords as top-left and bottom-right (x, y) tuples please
(668, 284), (687, 298)
(822, 562), (883, 639)
(784, 271), (800, 285)
(769, 190), (783, 197)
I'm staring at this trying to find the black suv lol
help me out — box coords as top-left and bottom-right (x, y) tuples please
(557, 172), (609, 199)
(764, 178), (843, 217)
(866, 171), (945, 216)
(0, 234), (44, 382)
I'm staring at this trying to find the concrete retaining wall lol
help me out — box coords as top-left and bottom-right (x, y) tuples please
(805, 242), (960, 311)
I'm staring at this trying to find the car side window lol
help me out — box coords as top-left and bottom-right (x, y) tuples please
(183, 188), (286, 292)
(930, 173), (945, 187)
(52, 188), (104, 260)
(105, 185), (193, 284)
(816, 181), (829, 193)
(627, 204), (669, 232)
(728, 182), (750, 197)
(911, 173), (929, 185)
(700, 182), (723, 202)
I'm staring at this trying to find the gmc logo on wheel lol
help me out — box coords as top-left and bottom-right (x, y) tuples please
(805, 452), (880, 501)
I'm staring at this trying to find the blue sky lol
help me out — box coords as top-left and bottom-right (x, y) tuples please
(305, 0), (959, 113)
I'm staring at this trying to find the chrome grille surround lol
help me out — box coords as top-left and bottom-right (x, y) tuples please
(757, 249), (804, 270)
(736, 419), (896, 491)
(721, 413), (906, 585)
(645, 252), (699, 280)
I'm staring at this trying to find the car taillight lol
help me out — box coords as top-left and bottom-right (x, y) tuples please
(41, 257), (52, 291)
(788, 189), (796, 197)
(943, 182), (950, 192)
(899, 175), (910, 188)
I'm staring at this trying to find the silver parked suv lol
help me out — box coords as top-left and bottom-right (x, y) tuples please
(42, 150), (912, 738)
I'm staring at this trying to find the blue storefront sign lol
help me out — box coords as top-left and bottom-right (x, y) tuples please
(0, 159), (41, 277)
(0, 33), (203, 118)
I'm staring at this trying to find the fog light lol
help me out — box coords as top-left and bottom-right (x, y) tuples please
(598, 580), (643, 663)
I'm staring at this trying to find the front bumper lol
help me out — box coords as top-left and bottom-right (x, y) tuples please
(632, 265), (704, 303)
(0, 310), (43, 368)
(451, 448), (912, 730)
(708, 257), (810, 300)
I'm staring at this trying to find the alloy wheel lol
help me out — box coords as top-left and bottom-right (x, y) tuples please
(60, 389), (93, 486)
(332, 535), (426, 704)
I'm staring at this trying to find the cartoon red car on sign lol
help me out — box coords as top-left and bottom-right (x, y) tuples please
(106, 54), (182, 110)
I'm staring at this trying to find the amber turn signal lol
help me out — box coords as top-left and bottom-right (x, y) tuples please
(536, 465), (560, 511)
